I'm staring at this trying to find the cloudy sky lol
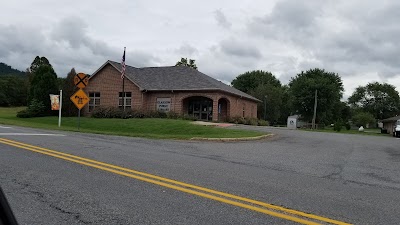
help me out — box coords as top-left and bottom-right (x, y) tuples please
(1, 0), (400, 98)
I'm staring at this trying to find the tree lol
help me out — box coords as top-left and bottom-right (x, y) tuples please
(348, 82), (400, 120)
(232, 70), (281, 93)
(175, 58), (198, 70)
(249, 84), (283, 123)
(29, 56), (50, 74)
(288, 68), (344, 125)
(28, 64), (58, 115)
(0, 62), (24, 76)
(231, 70), (288, 124)
(28, 56), (51, 86)
(352, 112), (375, 127)
(332, 101), (352, 122)
(61, 68), (79, 116)
(0, 62), (28, 106)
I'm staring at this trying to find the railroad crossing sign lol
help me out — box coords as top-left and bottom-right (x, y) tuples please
(74, 73), (89, 89)
(70, 89), (89, 110)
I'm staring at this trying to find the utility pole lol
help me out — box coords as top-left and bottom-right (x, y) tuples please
(264, 95), (267, 121)
(312, 90), (318, 129)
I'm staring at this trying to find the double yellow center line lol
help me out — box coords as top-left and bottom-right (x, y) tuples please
(0, 138), (351, 225)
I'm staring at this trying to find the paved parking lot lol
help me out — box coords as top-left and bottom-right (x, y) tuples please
(1, 125), (400, 224)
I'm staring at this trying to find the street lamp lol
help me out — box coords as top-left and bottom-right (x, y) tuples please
(264, 95), (267, 121)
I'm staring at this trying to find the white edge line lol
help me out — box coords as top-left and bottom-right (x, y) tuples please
(0, 133), (65, 136)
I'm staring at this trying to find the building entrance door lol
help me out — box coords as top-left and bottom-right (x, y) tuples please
(187, 98), (213, 121)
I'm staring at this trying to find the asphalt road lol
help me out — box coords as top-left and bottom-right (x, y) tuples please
(0, 124), (399, 224)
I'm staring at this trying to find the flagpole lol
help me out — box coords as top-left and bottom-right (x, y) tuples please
(122, 47), (126, 114)
(122, 74), (125, 112)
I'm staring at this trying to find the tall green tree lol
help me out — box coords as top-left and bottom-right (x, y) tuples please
(249, 83), (283, 123)
(231, 70), (288, 123)
(348, 82), (400, 120)
(175, 58), (198, 70)
(28, 56), (51, 86)
(29, 56), (50, 74)
(28, 64), (58, 115)
(232, 70), (281, 93)
(288, 68), (344, 125)
(61, 68), (79, 116)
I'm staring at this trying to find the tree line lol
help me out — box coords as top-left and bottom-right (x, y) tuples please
(2, 56), (399, 125)
(231, 69), (400, 126)
(0, 57), (79, 117)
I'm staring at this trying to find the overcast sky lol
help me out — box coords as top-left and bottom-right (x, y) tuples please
(1, 0), (400, 98)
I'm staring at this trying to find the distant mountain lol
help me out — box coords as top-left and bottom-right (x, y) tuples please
(0, 62), (25, 76)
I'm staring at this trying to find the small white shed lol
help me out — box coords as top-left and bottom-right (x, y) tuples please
(287, 115), (300, 129)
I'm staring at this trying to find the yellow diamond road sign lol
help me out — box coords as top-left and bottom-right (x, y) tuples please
(70, 89), (89, 110)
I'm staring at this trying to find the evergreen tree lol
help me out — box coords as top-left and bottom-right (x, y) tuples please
(28, 64), (58, 115)
(62, 68), (79, 116)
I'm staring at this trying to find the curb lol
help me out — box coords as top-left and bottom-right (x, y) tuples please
(190, 134), (274, 142)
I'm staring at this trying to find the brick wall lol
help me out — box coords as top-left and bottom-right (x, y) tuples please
(85, 63), (259, 120)
(143, 91), (258, 120)
(84, 64), (142, 114)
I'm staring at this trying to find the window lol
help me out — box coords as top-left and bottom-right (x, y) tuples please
(119, 92), (132, 110)
(242, 104), (246, 118)
(89, 92), (100, 112)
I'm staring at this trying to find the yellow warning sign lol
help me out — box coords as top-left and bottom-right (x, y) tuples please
(70, 89), (89, 110)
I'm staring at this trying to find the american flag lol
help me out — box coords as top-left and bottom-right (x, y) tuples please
(121, 47), (126, 79)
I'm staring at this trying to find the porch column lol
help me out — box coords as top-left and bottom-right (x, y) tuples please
(212, 99), (218, 121)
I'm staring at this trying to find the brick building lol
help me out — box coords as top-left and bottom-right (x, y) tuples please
(84, 60), (260, 121)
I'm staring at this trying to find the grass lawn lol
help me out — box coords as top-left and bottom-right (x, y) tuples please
(0, 107), (265, 139)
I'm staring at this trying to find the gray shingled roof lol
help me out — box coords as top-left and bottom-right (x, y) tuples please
(105, 60), (260, 102)
(382, 115), (400, 122)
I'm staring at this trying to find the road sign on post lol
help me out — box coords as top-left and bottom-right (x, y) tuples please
(70, 89), (89, 110)
(74, 73), (89, 89)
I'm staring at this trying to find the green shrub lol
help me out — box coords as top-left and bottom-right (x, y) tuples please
(146, 111), (167, 118)
(228, 116), (245, 124)
(166, 111), (179, 119)
(245, 118), (258, 126)
(345, 122), (351, 130)
(16, 109), (31, 118)
(92, 106), (124, 118)
(333, 121), (342, 132)
(17, 99), (46, 118)
(129, 110), (145, 118)
(258, 119), (269, 126)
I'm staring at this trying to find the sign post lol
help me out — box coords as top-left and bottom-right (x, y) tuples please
(71, 73), (89, 131)
(58, 90), (62, 127)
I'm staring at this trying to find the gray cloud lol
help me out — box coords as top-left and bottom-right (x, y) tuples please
(0, 17), (160, 76)
(1, 0), (400, 97)
(175, 44), (198, 56)
(245, 0), (400, 82)
(219, 38), (262, 59)
(214, 9), (232, 29)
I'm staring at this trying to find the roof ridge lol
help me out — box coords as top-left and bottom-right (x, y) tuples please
(104, 60), (260, 102)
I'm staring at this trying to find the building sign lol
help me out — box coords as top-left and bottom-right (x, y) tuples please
(157, 98), (171, 112)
